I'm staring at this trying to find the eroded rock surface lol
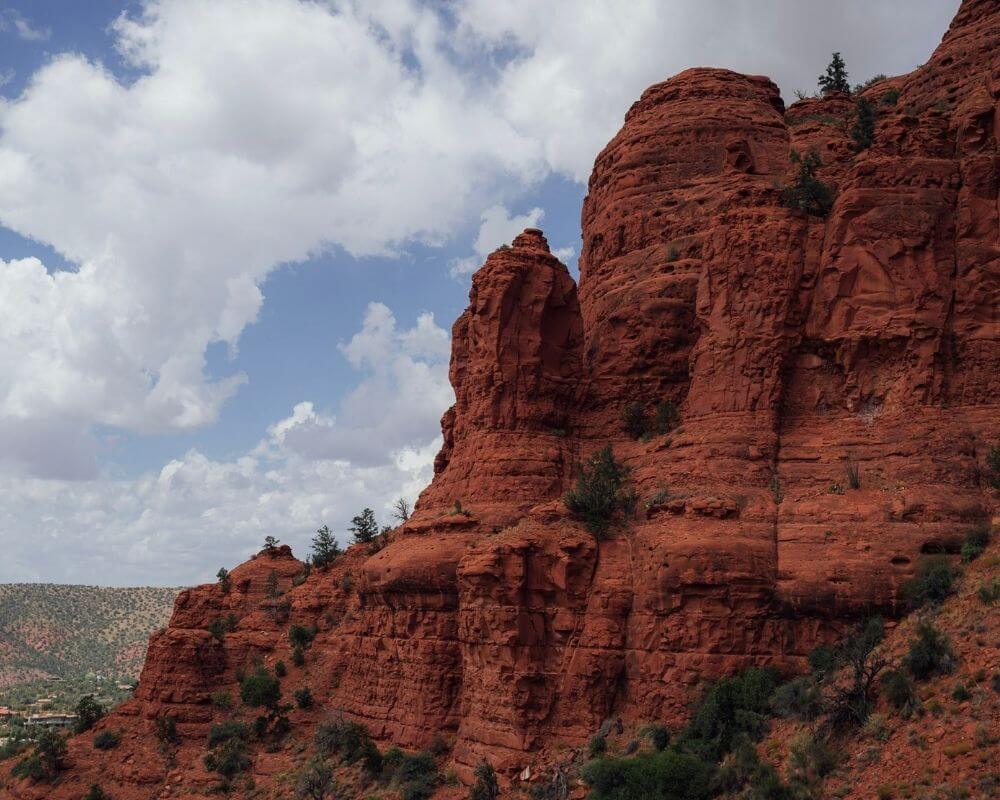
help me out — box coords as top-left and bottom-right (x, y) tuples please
(4, 2), (997, 797)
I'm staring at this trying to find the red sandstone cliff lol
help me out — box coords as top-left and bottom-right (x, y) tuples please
(3, 2), (998, 798)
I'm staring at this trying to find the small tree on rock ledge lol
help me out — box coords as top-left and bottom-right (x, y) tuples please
(781, 150), (834, 217)
(564, 445), (636, 538)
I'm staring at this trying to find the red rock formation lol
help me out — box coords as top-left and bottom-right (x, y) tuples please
(4, 2), (997, 798)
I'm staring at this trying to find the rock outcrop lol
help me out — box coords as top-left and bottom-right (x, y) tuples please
(3, 2), (997, 798)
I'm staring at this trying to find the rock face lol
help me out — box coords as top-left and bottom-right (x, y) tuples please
(4, 2), (998, 798)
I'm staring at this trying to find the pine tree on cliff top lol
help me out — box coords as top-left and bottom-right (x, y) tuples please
(818, 52), (850, 94)
(350, 508), (379, 543)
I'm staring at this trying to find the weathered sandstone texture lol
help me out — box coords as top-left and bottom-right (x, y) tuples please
(4, 1), (997, 797)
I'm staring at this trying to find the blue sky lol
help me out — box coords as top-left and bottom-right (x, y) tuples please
(0, 0), (958, 585)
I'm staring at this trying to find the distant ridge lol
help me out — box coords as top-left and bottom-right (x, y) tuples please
(0, 584), (179, 687)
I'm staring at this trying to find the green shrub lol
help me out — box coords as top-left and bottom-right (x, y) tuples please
(564, 445), (636, 538)
(622, 403), (648, 439)
(275, 660), (287, 678)
(588, 734), (607, 758)
(781, 150), (834, 217)
(155, 715), (178, 746)
(986, 440), (1000, 490)
(961, 524), (990, 562)
(83, 785), (111, 800)
(880, 88), (900, 106)
(240, 668), (281, 708)
(902, 557), (958, 609)
(295, 687), (314, 709)
(771, 675), (822, 720)
(581, 750), (714, 800)
(204, 737), (250, 782)
(289, 624), (317, 649)
(208, 720), (249, 747)
(787, 731), (838, 788)
(808, 644), (838, 677)
(292, 644), (306, 666)
(93, 729), (121, 750)
(679, 667), (780, 761)
(643, 723), (671, 752)
(315, 718), (377, 764)
(951, 682), (971, 702)
(881, 669), (918, 713)
(11, 730), (67, 782)
(905, 619), (955, 680)
(469, 760), (499, 800)
(296, 756), (337, 800)
(211, 691), (233, 710)
(977, 577), (1000, 604)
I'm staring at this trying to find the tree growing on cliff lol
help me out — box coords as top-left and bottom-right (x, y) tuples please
(216, 567), (231, 593)
(781, 150), (834, 217)
(564, 445), (636, 538)
(469, 760), (500, 800)
(262, 535), (280, 553)
(350, 508), (379, 543)
(392, 497), (412, 523)
(74, 694), (105, 733)
(850, 97), (876, 150)
(311, 525), (341, 569)
(818, 52), (850, 94)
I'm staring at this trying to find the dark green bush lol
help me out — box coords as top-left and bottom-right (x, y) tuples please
(902, 556), (958, 609)
(296, 756), (336, 800)
(880, 88), (900, 106)
(905, 619), (955, 680)
(470, 760), (500, 800)
(204, 737), (250, 781)
(653, 400), (679, 434)
(83, 785), (111, 800)
(581, 750), (714, 800)
(622, 403), (648, 439)
(978, 577), (1000, 604)
(211, 691), (233, 710)
(881, 669), (918, 712)
(289, 624), (317, 649)
(11, 730), (67, 782)
(275, 660), (287, 678)
(961, 524), (990, 562)
(986, 441), (1000, 490)
(781, 150), (834, 217)
(294, 687), (314, 709)
(643, 723), (670, 752)
(770, 675), (822, 720)
(315, 718), (377, 764)
(588, 734), (607, 758)
(292, 644), (306, 666)
(807, 644), (838, 677)
(564, 445), (636, 538)
(952, 682), (971, 702)
(679, 667), (780, 762)
(240, 668), (281, 708)
(93, 729), (121, 750)
(208, 721), (249, 747)
(155, 715), (178, 746)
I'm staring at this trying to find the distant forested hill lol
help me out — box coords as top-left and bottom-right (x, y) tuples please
(0, 584), (180, 687)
